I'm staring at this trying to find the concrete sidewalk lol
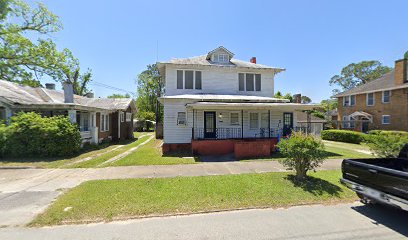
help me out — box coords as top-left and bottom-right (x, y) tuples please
(0, 159), (343, 227)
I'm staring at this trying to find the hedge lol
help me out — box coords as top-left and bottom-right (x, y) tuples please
(368, 130), (408, 137)
(321, 130), (367, 144)
(1, 112), (81, 157)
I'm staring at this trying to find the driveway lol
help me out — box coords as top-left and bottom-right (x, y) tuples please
(0, 160), (343, 227)
(0, 202), (406, 240)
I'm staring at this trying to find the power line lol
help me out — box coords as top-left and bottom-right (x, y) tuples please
(90, 81), (137, 97)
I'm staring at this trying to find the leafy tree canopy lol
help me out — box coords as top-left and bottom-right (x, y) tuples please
(136, 64), (163, 122)
(301, 96), (312, 104)
(0, 0), (92, 94)
(108, 93), (131, 98)
(330, 60), (392, 94)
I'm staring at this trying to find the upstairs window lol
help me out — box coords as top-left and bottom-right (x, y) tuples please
(367, 93), (375, 106)
(343, 95), (355, 107)
(382, 90), (390, 103)
(176, 70), (202, 90)
(239, 73), (261, 92)
(214, 54), (229, 63)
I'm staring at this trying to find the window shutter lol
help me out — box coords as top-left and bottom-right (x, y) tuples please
(255, 74), (261, 91)
(246, 74), (254, 91)
(239, 73), (245, 91)
(195, 71), (202, 89)
(177, 70), (183, 89)
(185, 71), (194, 89)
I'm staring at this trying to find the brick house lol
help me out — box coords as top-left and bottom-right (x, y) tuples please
(333, 53), (408, 132)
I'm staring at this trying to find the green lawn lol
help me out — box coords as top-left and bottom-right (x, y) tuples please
(31, 170), (357, 226)
(107, 138), (198, 167)
(0, 132), (151, 168)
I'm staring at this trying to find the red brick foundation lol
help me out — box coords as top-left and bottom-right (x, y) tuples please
(162, 143), (192, 154)
(192, 139), (235, 155)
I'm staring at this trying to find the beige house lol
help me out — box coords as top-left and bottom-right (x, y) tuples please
(333, 52), (408, 132)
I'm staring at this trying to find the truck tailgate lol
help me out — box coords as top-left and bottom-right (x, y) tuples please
(342, 159), (408, 200)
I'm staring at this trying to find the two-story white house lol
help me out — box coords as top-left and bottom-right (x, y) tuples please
(158, 46), (316, 158)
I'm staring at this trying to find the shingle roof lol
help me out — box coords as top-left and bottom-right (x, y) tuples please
(159, 55), (285, 72)
(333, 70), (408, 97)
(0, 80), (133, 111)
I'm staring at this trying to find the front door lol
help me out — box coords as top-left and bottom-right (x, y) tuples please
(204, 111), (216, 139)
(362, 121), (369, 133)
(283, 112), (293, 136)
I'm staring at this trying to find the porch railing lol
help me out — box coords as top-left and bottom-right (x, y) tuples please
(192, 128), (283, 140)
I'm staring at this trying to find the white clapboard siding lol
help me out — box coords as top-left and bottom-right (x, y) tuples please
(165, 65), (275, 97)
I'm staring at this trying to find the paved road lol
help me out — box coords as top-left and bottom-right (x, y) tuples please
(0, 160), (343, 227)
(0, 202), (406, 240)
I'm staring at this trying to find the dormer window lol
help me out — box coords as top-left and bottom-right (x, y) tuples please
(215, 54), (229, 63)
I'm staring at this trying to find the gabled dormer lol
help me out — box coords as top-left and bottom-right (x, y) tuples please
(206, 46), (234, 64)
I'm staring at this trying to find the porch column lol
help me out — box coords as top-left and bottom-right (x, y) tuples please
(241, 110), (244, 139)
(68, 110), (76, 124)
(268, 110), (271, 138)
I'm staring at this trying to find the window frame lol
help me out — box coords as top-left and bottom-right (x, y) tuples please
(126, 113), (132, 122)
(217, 54), (229, 63)
(176, 70), (202, 90)
(382, 115), (391, 125)
(350, 95), (356, 106)
(100, 113), (110, 132)
(249, 112), (259, 129)
(238, 73), (262, 92)
(177, 112), (187, 126)
(382, 90), (391, 103)
(230, 112), (240, 125)
(366, 92), (375, 106)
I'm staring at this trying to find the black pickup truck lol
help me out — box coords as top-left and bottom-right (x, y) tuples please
(341, 144), (408, 211)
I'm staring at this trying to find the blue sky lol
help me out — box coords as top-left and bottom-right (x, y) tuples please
(30, 0), (408, 102)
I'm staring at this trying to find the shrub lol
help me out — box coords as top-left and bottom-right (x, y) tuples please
(0, 123), (7, 157)
(277, 132), (326, 180)
(5, 112), (81, 157)
(366, 131), (408, 157)
(321, 130), (366, 144)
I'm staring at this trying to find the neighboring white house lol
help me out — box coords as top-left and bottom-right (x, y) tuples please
(158, 46), (316, 158)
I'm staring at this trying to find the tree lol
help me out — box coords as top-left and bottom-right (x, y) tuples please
(321, 99), (338, 112)
(136, 64), (163, 122)
(274, 91), (293, 102)
(330, 61), (392, 94)
(0, 0), (92, 93)
(301, 96), (312, 104)
(108, 93), (131, 98)
(277, 131), (326, 180)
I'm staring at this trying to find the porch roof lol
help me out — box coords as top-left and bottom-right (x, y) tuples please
(159, 94), (290, 103)
(186, 101), (319, 111)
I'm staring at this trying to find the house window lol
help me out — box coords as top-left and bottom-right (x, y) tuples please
(367, 93), (375, 106)
(382, 90), (390, 103)
(239, 73), (261, 91)
(176, 70), (202, 90)
(350, 95), (356, 106)
(120, 112), (125, 122)
(101, 113), (109, 132)
(215, 54), (229, 63)
(80, 113), (89, 132)
(249, 113), (259, 129)
(177, 112), (187, 125)
(126, 113), (132, 122)
(230, 112), (239, 125)
(343, 95), (355, 107)
(382, 115), (390, 125)
(342, 116), (349, 128)
(185, 70), (194, 89)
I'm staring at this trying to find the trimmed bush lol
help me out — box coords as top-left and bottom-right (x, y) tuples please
(368, 130), (408, 137)
(0, 123), (7, 157)
(321, 130), (366, 144)
(277, 131), (326, 180)
(4, 112), (81, 157)
(365, 130), (408, 157)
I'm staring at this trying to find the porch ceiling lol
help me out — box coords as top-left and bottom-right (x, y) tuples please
(186, 102), (319, 111)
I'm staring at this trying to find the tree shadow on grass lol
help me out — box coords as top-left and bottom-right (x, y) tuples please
(322, 150), (342, 158)
(162, 150), (201, 162)
(285, 175), (343, 197)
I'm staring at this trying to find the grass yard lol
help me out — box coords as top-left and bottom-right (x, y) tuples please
(0, 132), (151, 168)
(107, 139), (198, 167)
(31, 170), (357, 226)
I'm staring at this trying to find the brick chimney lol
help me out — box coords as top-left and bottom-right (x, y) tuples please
(250, 57), (257, 64)
(293, 94), (301, 103)
(395, 52), (408, 85)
